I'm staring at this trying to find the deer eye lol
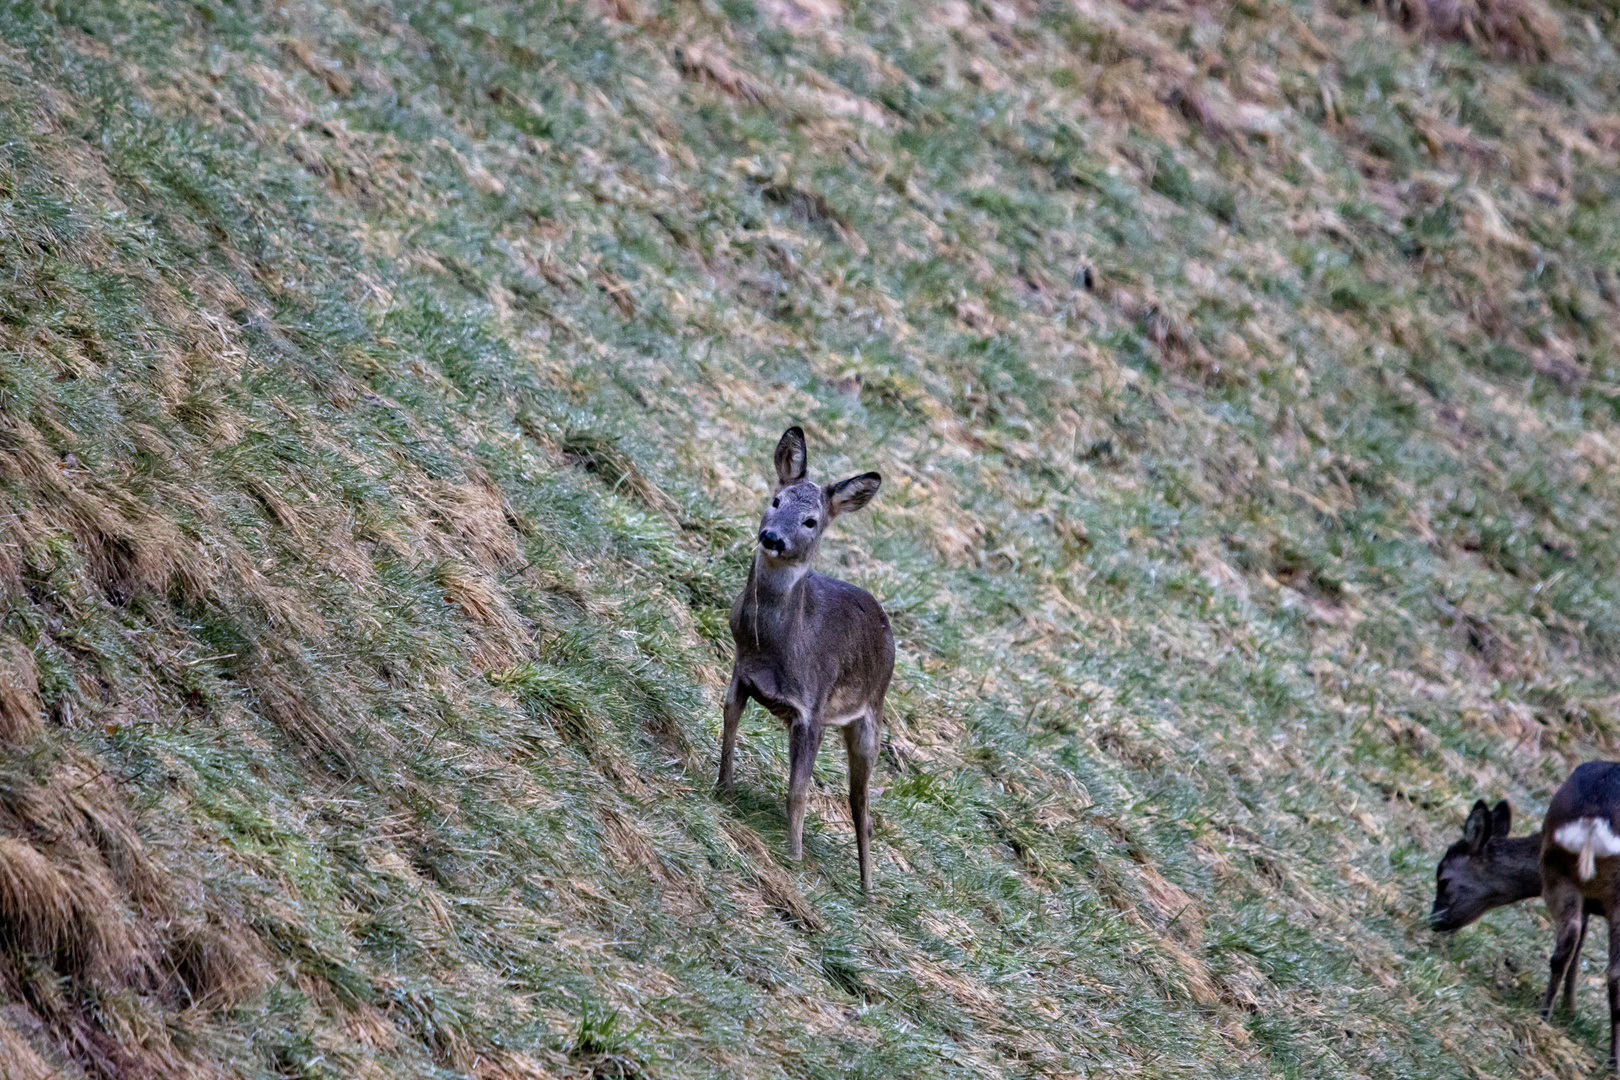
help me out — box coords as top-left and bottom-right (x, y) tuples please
(803, 518), (818, 528)
(771, 498), (779, 508)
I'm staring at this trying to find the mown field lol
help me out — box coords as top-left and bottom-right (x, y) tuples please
(2, 0), (1620, 1076)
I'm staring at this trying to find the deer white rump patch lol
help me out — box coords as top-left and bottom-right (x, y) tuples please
(1553, 818), (1620, 882)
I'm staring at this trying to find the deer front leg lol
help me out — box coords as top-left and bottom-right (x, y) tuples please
(1565, 911), (1590, 1014)
(718, 672), (746, 794)
(844, 714), (878, 894)
(785, 712), (824, 861)
(1542, 884), (1585, 1021)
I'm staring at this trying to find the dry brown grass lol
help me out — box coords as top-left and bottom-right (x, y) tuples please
(245, 659), (363, 775)
(1380, 0), (1561, 59)
(0, 642), (42, 745)
(0, 839), (76, 958)
(434, 560), (532, 669)
(0, 1022), (58, 1080)
(0, 760), (177, 1003)
(165, 919), (270, 1009)
(674, 40), (770, 105)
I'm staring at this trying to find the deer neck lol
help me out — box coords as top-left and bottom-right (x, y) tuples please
(739, 552), (812, 653)
(1496, 833), (1545, 902)
(749, 551), (811, 603)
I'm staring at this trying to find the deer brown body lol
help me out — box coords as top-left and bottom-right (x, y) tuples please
(1433, 762), (1620, 1069)
(719, 427), (894, 893)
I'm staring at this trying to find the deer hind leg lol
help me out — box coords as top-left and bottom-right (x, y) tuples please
(1607, 910), (1620, 1072)
(1564, 911), (1590, 1014)
(718, 673), (746, 794)
(785, 713), (825, 861)
(844, 713), (879, 894)
(1543, 883), (1585, 1021)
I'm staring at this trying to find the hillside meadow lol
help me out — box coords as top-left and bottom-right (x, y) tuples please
(2, 0), (1620, 1076)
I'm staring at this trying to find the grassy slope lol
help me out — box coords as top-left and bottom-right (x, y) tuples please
(2, 0), (1620, 1075)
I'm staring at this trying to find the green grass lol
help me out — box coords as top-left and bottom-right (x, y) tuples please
(1, 0), (1619, 1076)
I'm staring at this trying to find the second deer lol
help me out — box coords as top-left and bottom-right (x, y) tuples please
(719, 427), (894, 894)
(1433, 761), (1620, 1068)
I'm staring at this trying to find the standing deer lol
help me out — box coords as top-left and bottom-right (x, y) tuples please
(1432, 762), (1620, 1068)
(719, 427), (894, 893)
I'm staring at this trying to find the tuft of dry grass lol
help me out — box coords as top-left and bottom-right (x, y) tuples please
(0, 1022), (58, 1080)
(0, 839), (75, 958)
(0, 642), (42, 745)
(165, 919), (270, 1009)
(1380, 0), (1562, 59)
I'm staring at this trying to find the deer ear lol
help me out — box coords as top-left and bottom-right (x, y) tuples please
(1463, 800), (1492, 854)
(826, 472), (881, 517)
(1491, 800), (1512, 839)
(775, 427), (807, 487)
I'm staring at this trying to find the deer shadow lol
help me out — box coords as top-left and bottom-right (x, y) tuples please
(1439, 908), (1612, 1060)
(716, 774), (865, 887)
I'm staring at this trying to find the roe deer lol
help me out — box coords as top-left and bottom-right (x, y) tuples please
(1433, 763), (1620, 1067)
(719, 426), (894, 894)
(1430, 799), (1543, 934)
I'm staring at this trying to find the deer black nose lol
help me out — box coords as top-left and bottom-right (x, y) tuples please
(759, 528), (785, 552)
